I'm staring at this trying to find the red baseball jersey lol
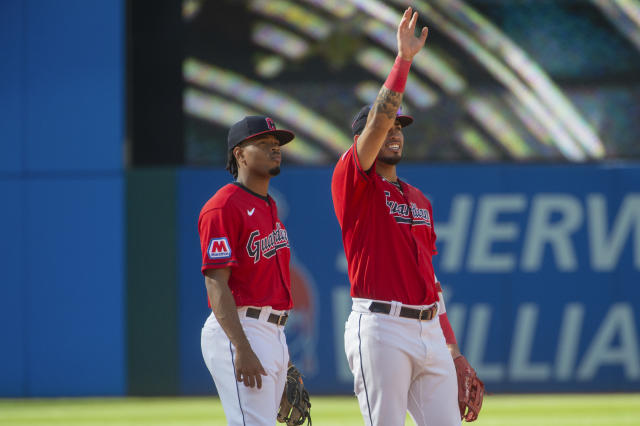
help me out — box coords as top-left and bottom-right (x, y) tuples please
(198, 182), (292, 310)
(331, 145), (438, 305)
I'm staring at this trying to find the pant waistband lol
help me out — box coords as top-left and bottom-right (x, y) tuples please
(244, 307), (288, 326)
(352, 298), (438, 321)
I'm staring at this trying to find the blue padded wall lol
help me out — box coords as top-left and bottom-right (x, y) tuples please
(24, 0), (123, 172)
(24, 177), (125, 396)
(0, 0), (23, 173)
(0, 180), (26, 396)
(0, 0), (125, 397)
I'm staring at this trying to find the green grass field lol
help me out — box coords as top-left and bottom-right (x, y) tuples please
(1, 394), (639, 425)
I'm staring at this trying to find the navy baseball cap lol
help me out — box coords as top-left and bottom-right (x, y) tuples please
(227, 116), (295, 150)
(351, 105), (414, 136)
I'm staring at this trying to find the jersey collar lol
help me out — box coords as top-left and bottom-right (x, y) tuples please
(380, 175), (405, 195)
(232, 181), (271, 203)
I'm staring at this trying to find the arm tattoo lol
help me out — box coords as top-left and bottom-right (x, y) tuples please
(373, 87), (402, 120)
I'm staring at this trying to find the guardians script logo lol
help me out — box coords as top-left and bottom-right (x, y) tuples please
(246, 223), (290, 263)
(384, 191), (431, 226)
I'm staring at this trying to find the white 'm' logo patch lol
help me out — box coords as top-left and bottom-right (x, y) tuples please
(207, 237), (231, 259)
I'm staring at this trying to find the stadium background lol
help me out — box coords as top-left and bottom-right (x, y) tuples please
(1, 0), (639, 402)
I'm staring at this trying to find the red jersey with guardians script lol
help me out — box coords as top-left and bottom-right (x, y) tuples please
(198, 182), (292, 310)
(331, 145), (438, 305)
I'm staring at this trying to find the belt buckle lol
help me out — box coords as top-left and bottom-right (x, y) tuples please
(277, 313), (287, 326)
(419, 305), (435, 321)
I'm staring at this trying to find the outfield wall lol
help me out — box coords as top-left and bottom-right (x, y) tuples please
(178, 165), (640, 394)
(1, 161), (638, 396)
(0, 0), (125, 397)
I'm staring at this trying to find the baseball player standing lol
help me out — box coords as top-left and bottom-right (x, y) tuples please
(331, 8), (484, 426)
(198, 116), (299, 425)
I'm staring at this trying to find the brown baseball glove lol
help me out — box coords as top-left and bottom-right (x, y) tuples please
(277, 365), (311, 425)
(454, 355), (485, 422)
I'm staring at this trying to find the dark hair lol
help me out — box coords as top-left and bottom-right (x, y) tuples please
(226, 148), (238, 179)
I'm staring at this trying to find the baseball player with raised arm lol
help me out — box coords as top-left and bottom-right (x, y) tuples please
(331, 8), (484, 426)
(199, 116), (310, 426)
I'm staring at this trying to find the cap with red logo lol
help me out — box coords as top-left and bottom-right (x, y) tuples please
(227, 116), (295, 150)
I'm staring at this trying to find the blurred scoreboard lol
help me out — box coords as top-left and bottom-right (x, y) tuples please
(182, 0), (640, 165)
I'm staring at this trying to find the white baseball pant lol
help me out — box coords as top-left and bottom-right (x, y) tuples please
(344, 298), (460, 426)
(201, 307), (289, 426)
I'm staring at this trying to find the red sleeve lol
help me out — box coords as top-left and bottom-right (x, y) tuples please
(439, 312), (457, 345)
(436, 280), (456, 344)
(331, 143), (374, 225)
(199, 207), (239, 274)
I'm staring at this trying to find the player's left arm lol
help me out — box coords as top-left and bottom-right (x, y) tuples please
(447, 343), (462, 359)
(434, 275), (458, 353)
(435, 274), (485, 422)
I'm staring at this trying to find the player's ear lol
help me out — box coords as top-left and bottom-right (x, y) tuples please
(233, 146), (245, 165)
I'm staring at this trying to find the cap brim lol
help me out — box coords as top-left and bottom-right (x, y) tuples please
(398, 115), (414, 128)
(237, 129), (295, 146)
(351, 111), (413, 136)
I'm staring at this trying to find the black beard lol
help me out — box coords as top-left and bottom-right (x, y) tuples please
(268, 166), (281, 176)
(378, 155), (401, 165)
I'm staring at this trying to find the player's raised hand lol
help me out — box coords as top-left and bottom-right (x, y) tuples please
(397, 7), (428, 61)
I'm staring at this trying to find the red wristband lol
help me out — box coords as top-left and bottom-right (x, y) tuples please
(439, 312), (458, 345)
(384, 56), (412, 93)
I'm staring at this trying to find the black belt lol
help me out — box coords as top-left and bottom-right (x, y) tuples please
(246, 307), (289, 326)
(369, 301), (438, 321)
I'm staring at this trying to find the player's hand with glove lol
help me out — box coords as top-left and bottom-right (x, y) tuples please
(454, 355), (485, 422)
(277, 364), (311, 425)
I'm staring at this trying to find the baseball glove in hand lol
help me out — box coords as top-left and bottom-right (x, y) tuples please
(454, 355), (485, 422)
(277, 365), (311, 425)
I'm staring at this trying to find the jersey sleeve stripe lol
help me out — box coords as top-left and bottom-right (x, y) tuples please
(203, 260), (238, 266)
